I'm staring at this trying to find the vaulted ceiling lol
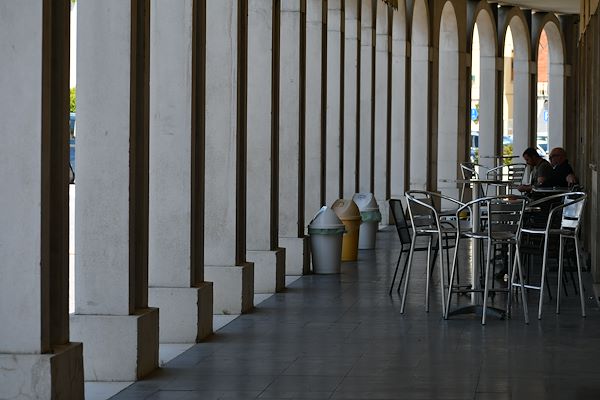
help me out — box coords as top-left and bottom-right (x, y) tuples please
(497, 1), (580, 15)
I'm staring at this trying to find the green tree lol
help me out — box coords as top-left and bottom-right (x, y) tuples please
(70, 87), (76, 113)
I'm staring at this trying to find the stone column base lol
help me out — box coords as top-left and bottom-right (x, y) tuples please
(248, 248), (286, 293)
(149, 282), (213, 343)
(0, 342), (84, 400)
(70, 308), (159, 381)
(279, 236), (310, 276)
(205, 263), (254, 315)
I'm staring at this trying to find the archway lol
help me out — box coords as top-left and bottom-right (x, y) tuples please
(536, 21), (565, 152)
(502, 15), (531, 161)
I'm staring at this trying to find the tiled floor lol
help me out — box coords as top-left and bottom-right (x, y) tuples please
(113, 228), (600, 399)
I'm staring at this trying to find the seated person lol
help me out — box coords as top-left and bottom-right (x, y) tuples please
(517, 147), (553, 192)
(547, 147), (577, 188)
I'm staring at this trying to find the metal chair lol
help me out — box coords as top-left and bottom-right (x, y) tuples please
(459, 162), (483, 202)
(401, 191), (464, 314)
(388, 198), (456, 295)
(485, 163), (527, 195)
(445, 195), (528, 324)
(513, 192), (587, 321)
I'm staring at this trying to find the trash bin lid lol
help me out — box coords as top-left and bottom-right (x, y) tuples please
(352, 192), (379, 212)
(331, 199), (361, 220)
(308, 206), (345, 230)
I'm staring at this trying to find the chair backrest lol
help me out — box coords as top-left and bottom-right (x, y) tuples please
(527, 192), (586, 232)
(404, 191), (438, 231)
(460, 162), (478, 180)
(560, 192), (586, 230)
(389, 198), (411, 245)
(456, 195), (526, 237)
(487, 197), (527, 236)
(506, 163), (527, 184)
(486, 163), (526, 184)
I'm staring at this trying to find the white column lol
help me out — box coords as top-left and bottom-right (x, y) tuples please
(247, 0), (286, 293)
(478, 54), (497, 169)
(305, 0), (324, 225)
(71, 0), (159, 381)
(548, 62), (565, 148)
(436, 7), (459, 200)
(280, 0), (310, 275)
(326, 0), (343, 205)
(374, 1), (389, 218)
(204, 0), (254, 314)
(343, 0), (359, 198)
(390, 7), (407, 199)
(0, 2), (83, 397)
(409, 46), (429, 190)
(359, 0), (374, 192)
(513, 59), (531, 155)
(148, 0), (213, 344)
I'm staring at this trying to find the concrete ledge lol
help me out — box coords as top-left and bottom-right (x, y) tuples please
(205, 263), (254, 315)
(279, 236), (310, 276)
(70, 308), (159, 381)
(0, 342), (84, 400)
(248, 248), (286, 293)
(149, 282), (214, 343)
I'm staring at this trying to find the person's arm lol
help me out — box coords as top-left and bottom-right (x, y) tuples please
(565, 163), (577, 186)
(536, 162), (554, 187)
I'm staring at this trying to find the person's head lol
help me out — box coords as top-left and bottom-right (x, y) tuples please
(522, 147), (541, 166)
(548, 147), (567, 167)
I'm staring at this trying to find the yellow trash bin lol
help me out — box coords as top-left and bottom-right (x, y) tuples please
(331, 199), (362, 261)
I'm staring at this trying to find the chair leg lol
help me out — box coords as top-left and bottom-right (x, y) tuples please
(514, 243), (529, 324)
(506, 244), (514, 317)
(538, 235), (550, 320)
(425, 236), (433, 312)
(574, 237), (587, 318)
(438, 233), (446, 315)
(482, 239), (493, 325)
(397, 249), (411, 293)
(556, 236), (565, 314)
(444, 236), (461, 319)
(389, 247), (405, 295)
(444, 234), (451, 286)
(400, 235), (418, 314)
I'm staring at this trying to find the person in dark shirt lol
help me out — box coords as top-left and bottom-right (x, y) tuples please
(548, 147), (577, 188)
(517, 147), (553, 192)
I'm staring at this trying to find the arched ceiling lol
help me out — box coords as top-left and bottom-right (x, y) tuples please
(497, 1), (579, 15)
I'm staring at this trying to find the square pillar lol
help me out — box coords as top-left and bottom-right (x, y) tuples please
(374, 1), (390, 221)
(390, 7), (407, 199)
(305, 0), (324, 227)
(0, 1), (83, 397)
(280, 0), (310, 276)
(325, 0), (344, 206)
(148, 0), (213, 343)
(246, 0), (286, 294)
(204, 0), (254, 314)
(70, 0), (158, 381)
(343, 0), (360, 198)
(359, 0), (375, 193)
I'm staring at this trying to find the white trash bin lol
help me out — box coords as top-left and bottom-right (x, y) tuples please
(352, 193), (382, 249)
(308, 207), (345, 274)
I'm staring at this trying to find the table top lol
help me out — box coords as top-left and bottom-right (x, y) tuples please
(531, 187), (570, 194)
(455, 178), (511, 184)
(479, 155), (519, 159)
